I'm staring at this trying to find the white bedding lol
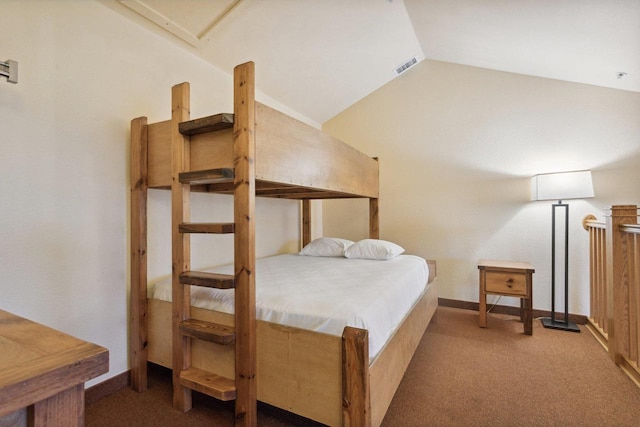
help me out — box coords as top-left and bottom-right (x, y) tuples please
(152, 254), (429, 359)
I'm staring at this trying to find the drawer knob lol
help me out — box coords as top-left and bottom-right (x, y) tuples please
(506, 278), (514, 287)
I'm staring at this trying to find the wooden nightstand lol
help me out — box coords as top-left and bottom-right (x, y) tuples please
(478, 259), (535, 335)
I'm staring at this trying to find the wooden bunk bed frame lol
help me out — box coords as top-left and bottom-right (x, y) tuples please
(130, 61), (438, 426)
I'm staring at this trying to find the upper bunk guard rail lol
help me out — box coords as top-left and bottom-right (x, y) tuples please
(144, 104), (379, 199)
(584, 205), (640, 389)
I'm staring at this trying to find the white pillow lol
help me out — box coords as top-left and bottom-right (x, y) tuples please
(299, 237), (354, 257)
(344, 239), (404, 260)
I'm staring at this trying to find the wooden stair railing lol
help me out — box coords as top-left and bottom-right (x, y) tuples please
(170, 62), (258, 426)
(584, 205), (640, 388)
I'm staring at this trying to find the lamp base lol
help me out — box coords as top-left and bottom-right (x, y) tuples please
(541, 317), (580, 332)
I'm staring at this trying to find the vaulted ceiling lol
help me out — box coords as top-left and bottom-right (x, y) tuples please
(104, 0), (640, 124)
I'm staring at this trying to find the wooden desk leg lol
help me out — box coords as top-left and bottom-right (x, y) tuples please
(30, 384), (84, 427)
(479, 271), (487, 328)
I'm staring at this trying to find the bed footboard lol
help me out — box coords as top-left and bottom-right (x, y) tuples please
(147, 277), (437, 426)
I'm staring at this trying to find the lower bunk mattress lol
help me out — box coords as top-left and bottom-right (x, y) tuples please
(151, 253), (430, 359)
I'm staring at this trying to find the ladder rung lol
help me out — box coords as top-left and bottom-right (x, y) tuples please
(180, 367), (236, 401)
(179, 222), (235, 234)
(179, 168), (234, 185)
(180, 319), (235, 345)
(179, 113), (234, 136)
(180, 271), (235, 289)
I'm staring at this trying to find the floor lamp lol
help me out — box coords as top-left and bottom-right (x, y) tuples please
(531, 170), (594, 332)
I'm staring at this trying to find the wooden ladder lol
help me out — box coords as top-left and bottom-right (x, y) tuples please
(171, 62), (257, 426)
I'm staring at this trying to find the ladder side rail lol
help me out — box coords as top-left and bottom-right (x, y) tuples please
(171, 82), (193, 411)
(233, 61), (257, 427)
(130, 116), (148, 392)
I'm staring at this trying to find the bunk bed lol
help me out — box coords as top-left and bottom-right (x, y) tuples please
(130, 61), (439, 427)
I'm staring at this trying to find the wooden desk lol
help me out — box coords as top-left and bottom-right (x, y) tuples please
(478, 260), (535, 335)
(0, 309), (108, 426)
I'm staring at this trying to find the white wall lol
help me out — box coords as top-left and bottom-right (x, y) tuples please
(323, 59), (640, 316)
(0, 1), (306, 385)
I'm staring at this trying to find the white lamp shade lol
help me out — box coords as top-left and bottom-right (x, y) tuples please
(531, 170), (594, 201)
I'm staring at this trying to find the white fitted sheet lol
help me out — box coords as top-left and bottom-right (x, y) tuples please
(152, 254), (429, 359)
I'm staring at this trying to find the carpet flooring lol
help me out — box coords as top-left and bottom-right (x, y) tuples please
(86, 307), (640, 426)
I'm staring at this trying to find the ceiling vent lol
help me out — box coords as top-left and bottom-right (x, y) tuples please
(395, 57), (417, 76)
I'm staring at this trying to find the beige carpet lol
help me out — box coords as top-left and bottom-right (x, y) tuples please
(86, 307), (640, 426)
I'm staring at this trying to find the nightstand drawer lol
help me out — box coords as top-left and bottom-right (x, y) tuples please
(485, 271), (527, 296)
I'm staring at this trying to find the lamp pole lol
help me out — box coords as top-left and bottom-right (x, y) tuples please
(542, 200), (579, 332)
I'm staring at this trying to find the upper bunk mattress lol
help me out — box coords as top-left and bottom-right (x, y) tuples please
(152, 253), (430, 359)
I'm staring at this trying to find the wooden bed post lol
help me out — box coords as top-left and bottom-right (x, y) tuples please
(233, 61), (257, 426)
(369, 157), (379, 240)
(130, 116), (148, 392)
(606, 205), (638, 364)
(342, 327), (371, 427)
(369, 198), (379, 239)
(171, 82), (193, 411)
(302, 199), (312, 247)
